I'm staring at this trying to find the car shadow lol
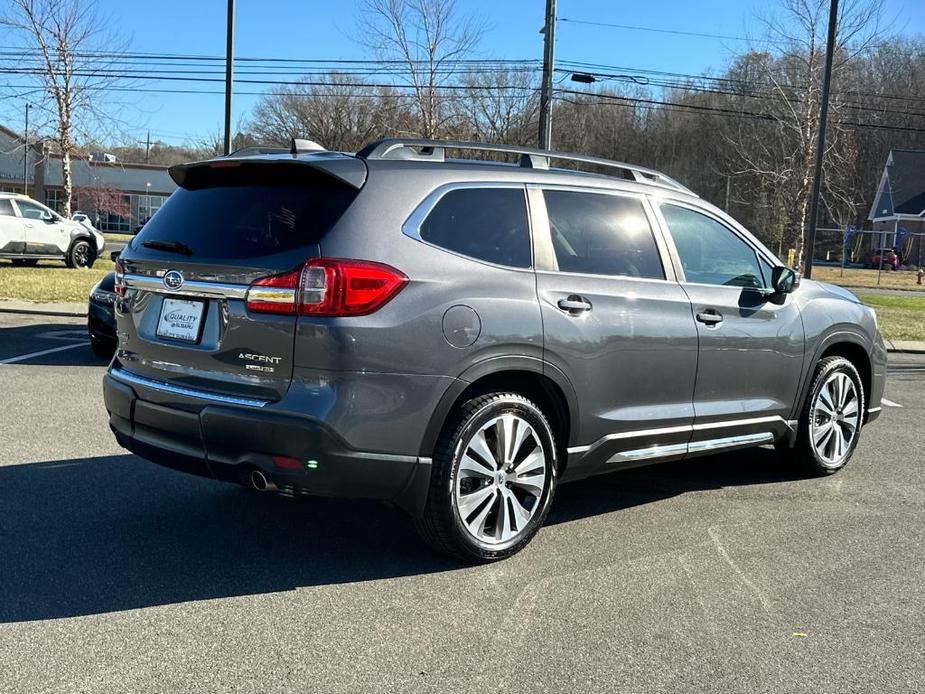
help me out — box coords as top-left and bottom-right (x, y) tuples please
(0, 321), (109, 366)
(0, 447), (802, 623)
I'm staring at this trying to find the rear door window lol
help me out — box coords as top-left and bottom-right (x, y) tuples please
(134, 183), (358, 260)
(418, 187), (531, 268)
(0, 199), (14, 216)
(543, 190), (664, 279)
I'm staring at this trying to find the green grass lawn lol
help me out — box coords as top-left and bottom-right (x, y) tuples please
(0, 259), (114, 303)
(856, 293), (925, 342)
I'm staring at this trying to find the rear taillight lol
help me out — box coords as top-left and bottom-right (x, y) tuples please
(114, 259), (126, 296)
(246, 258), (407, 317)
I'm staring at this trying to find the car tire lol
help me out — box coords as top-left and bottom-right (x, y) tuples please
(11, 258), (39, 267)
(791, 356), (865, 476)
(66, 239), (95, 269)
(414, 392), (558, 563)
(90, 337), (116, 359)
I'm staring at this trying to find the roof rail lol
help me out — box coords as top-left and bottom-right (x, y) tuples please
(356, 138), (695, 196)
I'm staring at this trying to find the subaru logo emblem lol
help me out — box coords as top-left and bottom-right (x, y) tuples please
(163, 270), (184, 290)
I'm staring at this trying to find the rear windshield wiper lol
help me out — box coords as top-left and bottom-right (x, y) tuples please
(142, 239), (193, 256)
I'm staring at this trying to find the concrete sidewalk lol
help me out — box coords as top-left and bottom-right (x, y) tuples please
(2, 298), (924, 353)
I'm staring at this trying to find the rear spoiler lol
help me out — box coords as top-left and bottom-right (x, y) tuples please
(168, 154), (368, 190)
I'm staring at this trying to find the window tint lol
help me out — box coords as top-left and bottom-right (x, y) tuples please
(543, 190), (664, 279)
(134, 184), (357, 260)
(661, 204), (765, 288)
(16, 200), (48, 221)
(0, 199), (14, 216)
(419, 188), (531, 268)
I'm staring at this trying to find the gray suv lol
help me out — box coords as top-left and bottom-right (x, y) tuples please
(103, 138), (886, 562)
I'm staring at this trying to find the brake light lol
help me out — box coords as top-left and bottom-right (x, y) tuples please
(246, 258), (407, 317)
(114, 259), (126, 296)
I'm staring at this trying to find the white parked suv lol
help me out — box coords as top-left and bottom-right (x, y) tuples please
(0, 193), (105, 268)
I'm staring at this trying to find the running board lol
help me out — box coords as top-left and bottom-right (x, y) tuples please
(606, 432), (775, 465)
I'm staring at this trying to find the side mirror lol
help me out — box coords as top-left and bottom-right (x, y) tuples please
(110, 250), (121, 262)
(771, 266), (800, 294)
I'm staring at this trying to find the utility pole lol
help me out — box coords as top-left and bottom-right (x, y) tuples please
(145, 130), (151, 164)
(223, 0), (235, 156)
(537, 0), (556, 150)
(22, 103), (30, 195)
(802, 0), (838, 279)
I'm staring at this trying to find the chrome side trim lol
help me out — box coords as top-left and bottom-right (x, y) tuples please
(123, 273), (249, 300)
(606, 442), (688, 464)
(567, 415), (791, 456)
(692, 415), (784, 431)
(109, 367), (270, 408)
(867, 407), (882, 415)
(567, 423), (693, 455)
(687, 432), (774, 454)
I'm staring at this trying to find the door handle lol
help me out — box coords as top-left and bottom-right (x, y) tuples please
(557, 296), (592, 314)
(696, 310), (723, 325)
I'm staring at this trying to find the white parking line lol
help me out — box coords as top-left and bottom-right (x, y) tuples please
(881, 398), (903, 408)
(0, 342), (88, 365)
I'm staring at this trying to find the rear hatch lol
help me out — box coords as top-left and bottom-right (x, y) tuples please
(114, 155), (366, 401)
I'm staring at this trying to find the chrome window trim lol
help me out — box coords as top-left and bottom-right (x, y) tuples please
(109, 366), (270, 408)
(401, 181), (535, 271)
(123, 273), (249, 300)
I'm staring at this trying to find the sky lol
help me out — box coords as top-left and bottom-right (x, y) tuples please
(4, 0), (924, 146)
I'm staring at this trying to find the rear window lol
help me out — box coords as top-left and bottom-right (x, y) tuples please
(134, 183), (358, 260)
(418, 187), (531, 268)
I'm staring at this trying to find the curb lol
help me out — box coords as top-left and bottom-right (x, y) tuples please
(884, 339), (925, 354)
(0, 301), (87, 318)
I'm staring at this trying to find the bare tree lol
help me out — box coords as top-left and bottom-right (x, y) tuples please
(250, 73), (408, 151)
(455, 67), (538, 145)
(1, 0), (131, 217)
(357, 0), (486, 137)
(727, 0), (888, 267)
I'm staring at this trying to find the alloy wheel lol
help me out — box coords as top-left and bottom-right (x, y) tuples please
(811, 371), (861, 466)
(454, 413), (548, 545)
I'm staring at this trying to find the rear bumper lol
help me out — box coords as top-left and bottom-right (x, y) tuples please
(103, 371), (432, 514)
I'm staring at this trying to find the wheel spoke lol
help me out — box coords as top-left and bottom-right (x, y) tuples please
(468, 430), (498, 471)
(832, 425), (845, 459)
(511, 473), (544, 497)
(514, 449), (544, 476)
(457, 484), (495, 518)
(465, 490), (496, 538)
(839, 375), (852, 408)
(459, 454), (493, 479)
(813, 421), (834, 446)
(842, 397), (858, 417)
(818, 384), (836, 413)
(495, 491), (512, 541)
(815, 398), (835, 417)
(506, 489), (532, 530)
(509, 419), (532, 465)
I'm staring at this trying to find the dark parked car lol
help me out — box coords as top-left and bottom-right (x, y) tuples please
(103, 138), (887, 562)
(88, 271), (117, 357)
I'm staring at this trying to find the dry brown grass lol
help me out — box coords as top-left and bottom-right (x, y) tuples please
(812, 266), (924, 292)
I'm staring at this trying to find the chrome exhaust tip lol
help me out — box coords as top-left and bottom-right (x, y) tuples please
(250, 470), (277, 492)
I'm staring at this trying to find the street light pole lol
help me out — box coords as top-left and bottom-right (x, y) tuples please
(223, 0), (235, 156)
(23, 103), (30, 195)
(537, 0), (557, 150)
(802, 0), (839, 280)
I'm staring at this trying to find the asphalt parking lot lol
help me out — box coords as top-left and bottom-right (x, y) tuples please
(0, 313), (923, 694)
